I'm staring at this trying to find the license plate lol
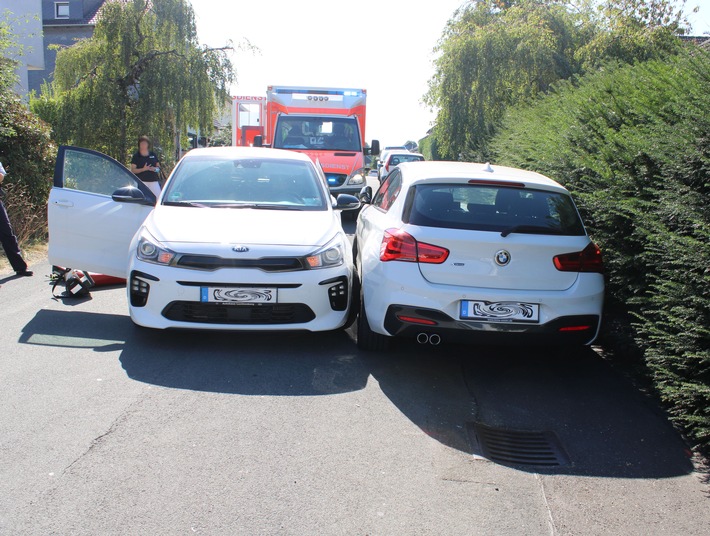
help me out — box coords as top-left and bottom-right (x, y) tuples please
(200, 287), (277, 304)
(460, 300), (539, 323)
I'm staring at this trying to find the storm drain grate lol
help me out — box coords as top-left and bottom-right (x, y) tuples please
(468, 422), (570, 467)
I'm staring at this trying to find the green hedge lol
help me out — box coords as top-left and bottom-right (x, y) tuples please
(491, 51), (710, 452)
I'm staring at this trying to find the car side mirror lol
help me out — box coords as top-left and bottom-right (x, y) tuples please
(359, 185), (373, 204)
(112, 186), (153, 206)
(334, 193), (361, 211)
(253, 135), (263, 147)
(370, 139), (380, 156)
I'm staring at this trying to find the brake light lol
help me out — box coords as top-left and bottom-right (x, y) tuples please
(380, 229), (449, 264)
(553, 242), (603, 273)
(468, 179), (526, 188)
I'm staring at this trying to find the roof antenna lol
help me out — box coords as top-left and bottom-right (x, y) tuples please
(483, 162), (494, 173)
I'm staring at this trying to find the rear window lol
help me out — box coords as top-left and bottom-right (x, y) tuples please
(405, 184), (585, 236)
(388, 154), (424, 166)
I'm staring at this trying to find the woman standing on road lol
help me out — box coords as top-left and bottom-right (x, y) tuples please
(130, 136), (162, 197)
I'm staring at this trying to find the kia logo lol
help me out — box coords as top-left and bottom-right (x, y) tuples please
(232, 246), (249, 253)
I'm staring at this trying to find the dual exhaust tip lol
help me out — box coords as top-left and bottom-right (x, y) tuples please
(416, 332), (441, 346)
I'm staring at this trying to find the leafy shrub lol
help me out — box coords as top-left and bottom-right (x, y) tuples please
(491, 50), (710, 453)
(0, 79), (56, 247)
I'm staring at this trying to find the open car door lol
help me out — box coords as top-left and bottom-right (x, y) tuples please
(48, 146), (156, 278)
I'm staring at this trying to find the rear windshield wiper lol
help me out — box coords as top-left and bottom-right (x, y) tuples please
(500, 225), (564, 237)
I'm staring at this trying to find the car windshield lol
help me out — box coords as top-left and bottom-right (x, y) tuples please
(406, 184), (586, 235)
(388, 154), (423, 166)
(162, 157), (328, 210)
(273, 117), (361, 152)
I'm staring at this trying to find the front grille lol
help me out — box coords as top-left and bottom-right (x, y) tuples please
(325, 173), (347, 187)
(176, 255), (304, 272)
(162, 301), (316, 325)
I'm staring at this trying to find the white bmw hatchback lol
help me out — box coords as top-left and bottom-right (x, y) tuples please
(355, 161), (604, 350)
(48, 146), (360, 331)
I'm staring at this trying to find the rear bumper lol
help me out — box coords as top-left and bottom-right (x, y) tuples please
(384, 305), (600, 346)
(361, 262), (604, 345)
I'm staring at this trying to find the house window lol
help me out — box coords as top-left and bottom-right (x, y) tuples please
(55, 2), (70, 19)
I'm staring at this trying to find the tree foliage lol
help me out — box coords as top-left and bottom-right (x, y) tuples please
(490, 51), (710, 452)
(31, 0), (234, 167)
(426, 0), (687, 162)
(0, 17), (56, 242)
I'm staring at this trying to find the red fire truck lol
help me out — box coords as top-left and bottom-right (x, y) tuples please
(232, 86), (379, 195)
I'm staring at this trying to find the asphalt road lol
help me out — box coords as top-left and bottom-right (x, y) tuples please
(1, 215), (708, 535)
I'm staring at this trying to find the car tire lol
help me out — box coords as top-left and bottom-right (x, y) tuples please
(357, 292), (390, 352)
(340, 273), (360, 331)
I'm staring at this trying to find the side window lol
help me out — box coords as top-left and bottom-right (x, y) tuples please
(60, 148), (140, 196)
(373, 169), (403, 211)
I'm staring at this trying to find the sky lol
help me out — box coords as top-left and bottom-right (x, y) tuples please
(188, 0), (710, 148)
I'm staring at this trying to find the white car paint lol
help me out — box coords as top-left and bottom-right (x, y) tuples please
(49, 146), (357, 331)
(355, 161), (605, 348)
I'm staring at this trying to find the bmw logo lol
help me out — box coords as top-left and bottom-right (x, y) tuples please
(494, 250), (511, 266)
(232, 245), (249, 253)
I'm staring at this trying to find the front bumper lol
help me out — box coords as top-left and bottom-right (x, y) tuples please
(127, 259), (353, 331)
(328, 185), (362, 197)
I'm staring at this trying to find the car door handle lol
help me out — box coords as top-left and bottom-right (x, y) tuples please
(53, 200), (74, 207)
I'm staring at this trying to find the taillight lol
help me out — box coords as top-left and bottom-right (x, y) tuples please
(553, 242), (603, 273)
(380, 229), (449, 264)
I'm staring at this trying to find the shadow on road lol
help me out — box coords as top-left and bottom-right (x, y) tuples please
(20, 308), (694, 479)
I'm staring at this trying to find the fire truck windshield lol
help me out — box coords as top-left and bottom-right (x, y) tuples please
(274, 116), (361, 152)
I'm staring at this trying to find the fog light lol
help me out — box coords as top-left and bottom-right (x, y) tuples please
(323, 276), (348, 311)
(129, 271), (156, 307)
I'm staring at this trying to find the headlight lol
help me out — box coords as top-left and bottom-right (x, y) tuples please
(305, 237), (345, 269)
(347, 168), (367, 185)
(136, 231), (176, 265)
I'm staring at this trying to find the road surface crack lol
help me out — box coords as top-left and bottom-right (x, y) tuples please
(535, 473), (557, 536)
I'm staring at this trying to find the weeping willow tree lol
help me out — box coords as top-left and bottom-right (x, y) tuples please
(425, 0), (688, 162)
(31, 0), (234, 166)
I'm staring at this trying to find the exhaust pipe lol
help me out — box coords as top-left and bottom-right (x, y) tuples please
(416, 333), (429, 344)
(429, 333), (441, 346)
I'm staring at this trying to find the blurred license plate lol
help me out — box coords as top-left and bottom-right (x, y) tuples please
(200, 287), (276, 304)
(460, 300), (539, 323)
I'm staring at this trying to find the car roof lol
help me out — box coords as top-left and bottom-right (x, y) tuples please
(396, 161), (568, 193)
(182, 146), (313, 163)
(387, 152), (424, 158)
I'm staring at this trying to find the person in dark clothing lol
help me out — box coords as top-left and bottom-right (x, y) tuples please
(0, 161), (32, 276)
(130, 136), (162, 197)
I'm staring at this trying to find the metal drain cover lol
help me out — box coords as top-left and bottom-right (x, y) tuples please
(468, 422), (570, 467)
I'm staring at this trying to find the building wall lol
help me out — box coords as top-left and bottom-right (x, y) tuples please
(28, 24), (93, 93)
(0, 0), (45, 96)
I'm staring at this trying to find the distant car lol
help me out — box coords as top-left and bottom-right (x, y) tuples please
(368, 169), (379, 178)
(376, 146), (409, 172)
(48, 146), (360, 331)
(355, 161), (604, 351)
(378, 152), (424, 181)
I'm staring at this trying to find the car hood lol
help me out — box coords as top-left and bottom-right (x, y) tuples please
(147, 206), (336, 247)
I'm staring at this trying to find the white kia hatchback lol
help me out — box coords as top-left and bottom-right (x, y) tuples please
(48, 146), (360, 331)
(355, 161), (604, 350)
